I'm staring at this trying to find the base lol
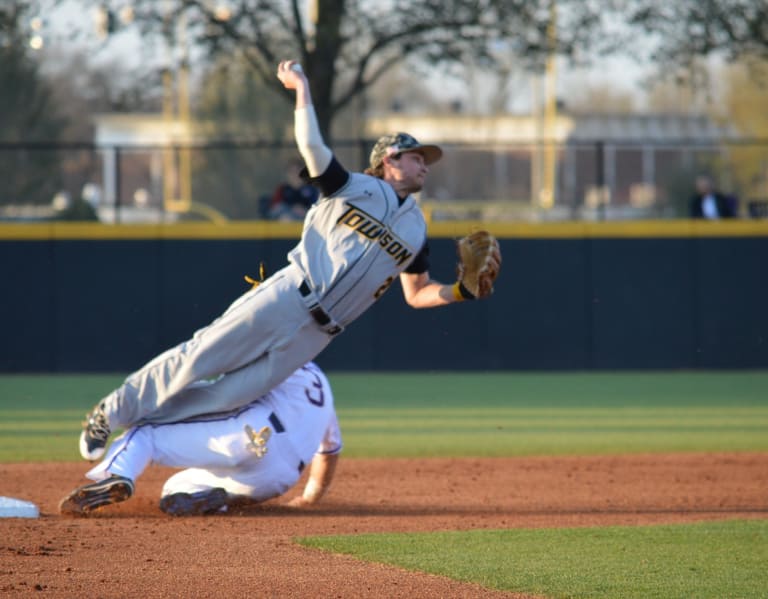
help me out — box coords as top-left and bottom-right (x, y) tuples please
(0, 496), (40, 518)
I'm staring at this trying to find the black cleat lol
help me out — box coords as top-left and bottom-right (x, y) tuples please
(59, 475), (134, 515)
(79, 403), (111, 461)
(159, 488), (229, 516)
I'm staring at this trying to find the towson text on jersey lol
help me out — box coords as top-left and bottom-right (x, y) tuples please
(336, 204), (414, 266)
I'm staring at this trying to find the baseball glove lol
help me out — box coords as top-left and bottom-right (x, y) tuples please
(454, 230), (501, 300)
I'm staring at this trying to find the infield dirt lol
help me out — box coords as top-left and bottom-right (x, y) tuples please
(2, 453), (767, 598)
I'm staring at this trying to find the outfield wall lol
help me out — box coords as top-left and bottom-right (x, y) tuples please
(1, 221), (766, 372)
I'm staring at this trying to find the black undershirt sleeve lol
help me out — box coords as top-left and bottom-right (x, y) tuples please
(301, 157), (349, 197)
(404, 242), (430, 274)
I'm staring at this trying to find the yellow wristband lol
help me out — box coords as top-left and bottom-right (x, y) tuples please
(452, 282), (465, 302)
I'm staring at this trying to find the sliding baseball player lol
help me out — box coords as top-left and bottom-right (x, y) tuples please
(61, 362), (340, 516)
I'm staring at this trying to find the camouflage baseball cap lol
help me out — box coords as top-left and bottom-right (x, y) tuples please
(369, 132), (443, 169)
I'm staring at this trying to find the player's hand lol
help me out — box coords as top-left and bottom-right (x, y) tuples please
(285, 495), (312, 508)
(277, 60), (306, 90)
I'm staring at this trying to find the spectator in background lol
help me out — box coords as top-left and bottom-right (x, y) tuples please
(690, 175), (738, 219)
(268, 158), (319, 221)
(52, 190), (99, 221)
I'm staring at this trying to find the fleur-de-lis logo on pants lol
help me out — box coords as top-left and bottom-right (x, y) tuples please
(244, 425), (272, 458)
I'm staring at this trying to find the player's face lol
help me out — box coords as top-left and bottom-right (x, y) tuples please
(385, 151), (429, 194)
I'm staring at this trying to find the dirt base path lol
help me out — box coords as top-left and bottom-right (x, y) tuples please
(2, 453), (767, 598)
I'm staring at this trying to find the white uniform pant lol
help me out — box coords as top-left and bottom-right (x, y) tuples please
(86, 402), (307, 501)
(103, 264), (333, 428)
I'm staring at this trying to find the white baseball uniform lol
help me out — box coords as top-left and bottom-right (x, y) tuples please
(99, 102), (430, 428)
(85, 363), (341, 501)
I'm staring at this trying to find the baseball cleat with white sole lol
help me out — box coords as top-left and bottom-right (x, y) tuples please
(79, 403), (111, 461)
(59, 475), (134, 515)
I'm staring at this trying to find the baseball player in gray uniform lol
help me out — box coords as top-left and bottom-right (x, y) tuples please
(61, 362), (340, 515)
(79, 59), (490, 462)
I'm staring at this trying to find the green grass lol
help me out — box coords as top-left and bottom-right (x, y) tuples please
(299, 519), (768, 599)
(0, 374), (124, 461)
(331, 370), (768, 457)
(0, 371), (766, 461)
(1, 370), (766, 597)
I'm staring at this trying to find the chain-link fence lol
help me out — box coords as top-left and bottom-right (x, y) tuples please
(1, 138), (767, 222)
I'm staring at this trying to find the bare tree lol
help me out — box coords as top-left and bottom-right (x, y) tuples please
(0, 1), (67, 205)
(626, 0), (768, 70)
(90, 0), (613, 140)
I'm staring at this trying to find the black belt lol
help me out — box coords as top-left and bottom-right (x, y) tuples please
(268, 412), (304, 472)
(298, 280), (342, 336)
(268, 412), (285, 433)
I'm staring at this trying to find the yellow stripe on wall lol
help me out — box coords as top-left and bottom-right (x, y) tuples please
(0, 220), (767, 240)
(0, 221), (304, 240)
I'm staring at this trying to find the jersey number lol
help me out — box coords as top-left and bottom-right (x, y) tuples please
(305, 371), (325, 406)
(374, 276), (395, 299)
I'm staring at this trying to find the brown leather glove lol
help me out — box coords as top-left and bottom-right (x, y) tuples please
(454, 231), (502, 299)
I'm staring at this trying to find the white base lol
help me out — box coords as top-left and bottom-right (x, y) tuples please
(0, 496), (40, 518)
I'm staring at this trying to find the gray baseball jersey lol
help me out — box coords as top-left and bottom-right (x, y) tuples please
(290, 170), (427, 326)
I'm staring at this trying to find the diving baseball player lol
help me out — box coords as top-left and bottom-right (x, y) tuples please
(61, 362), (341, 516)
(79, 59), (501, 461)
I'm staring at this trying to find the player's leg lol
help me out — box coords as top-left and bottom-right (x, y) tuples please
(65, 409), (261, 516)
(65, 412), (245, 516)
(158, 457), (300, 516)
(155, 407), (305, 515)
(80, 266), (309, 459)
(136, 321), (331, 425)
(58, 475), (134, 515)
(97, 277), (290, 427)
(157, 469), (232, 516)
(60, 427), (154, 515)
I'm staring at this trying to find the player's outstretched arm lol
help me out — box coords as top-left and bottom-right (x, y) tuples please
(286, 452), (339, 508)
(400, 230), (502, 308)
(399, 271), (458, 308)
(276, 60), (332, 178)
